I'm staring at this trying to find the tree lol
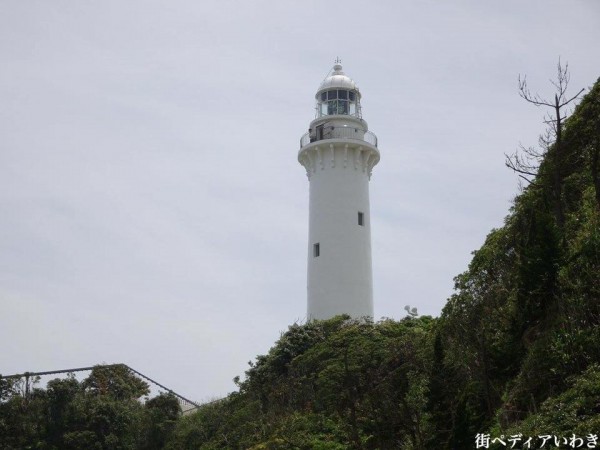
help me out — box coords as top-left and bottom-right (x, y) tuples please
(82, 364), (149, 400)
(140, 393), (181, 450)
(0, 375), (17, 402)
(45, 375), (81, 448)
(64, 365), (151, 449)
(505, 59), (585, 229)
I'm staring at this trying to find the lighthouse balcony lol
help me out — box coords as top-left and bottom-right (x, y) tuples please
(300, 126), (378, 149)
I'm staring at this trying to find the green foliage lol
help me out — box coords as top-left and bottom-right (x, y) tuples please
(0, 366), (180, 450)
(168, 317), (435, 449)
(82, 365), (150, 400)
(140, 393), (181, 450)
(490, 364), (600, 442)
(438, 78), (600, 438)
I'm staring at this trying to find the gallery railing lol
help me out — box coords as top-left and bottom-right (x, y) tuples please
(300, 127), (378, 148)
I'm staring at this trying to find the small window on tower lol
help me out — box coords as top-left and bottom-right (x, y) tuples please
(313, 243), (320, 257)
(358, 212), (364, 226)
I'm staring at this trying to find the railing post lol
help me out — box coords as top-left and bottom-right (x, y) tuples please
(25, 372), (30, 402)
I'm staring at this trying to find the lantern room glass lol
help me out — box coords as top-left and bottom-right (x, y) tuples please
(317, 89), (360, 118)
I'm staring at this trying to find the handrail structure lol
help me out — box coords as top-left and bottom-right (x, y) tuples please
(300, 127), (378, 148)
(0, 363), (201, 412)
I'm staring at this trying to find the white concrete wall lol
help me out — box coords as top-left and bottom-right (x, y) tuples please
(299, 141), (378, 320)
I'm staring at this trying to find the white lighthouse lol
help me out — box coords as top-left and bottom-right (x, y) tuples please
(298, 61), (380, 321)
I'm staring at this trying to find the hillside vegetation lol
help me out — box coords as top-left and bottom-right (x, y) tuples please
(1, 77), (599, 449)
(0, 365), (180, 449)
(167, 77), (600, 449)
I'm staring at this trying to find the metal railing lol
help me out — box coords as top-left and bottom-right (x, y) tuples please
(0, 363), (201, 411)
(300, 127), (378, 148)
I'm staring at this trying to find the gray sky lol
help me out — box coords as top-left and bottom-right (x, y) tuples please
(2, 0), (599, 402)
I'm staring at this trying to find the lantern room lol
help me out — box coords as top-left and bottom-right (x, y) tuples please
(315, 62), (362, 119)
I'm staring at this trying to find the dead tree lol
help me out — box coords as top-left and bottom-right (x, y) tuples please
(505, 59), (584, 229)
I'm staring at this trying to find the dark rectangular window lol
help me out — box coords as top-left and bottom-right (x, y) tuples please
(313, 243), (320, 257)
(338, 90), (348, 99)
(358, 212), (364, 226)
(327, 100), (335, 115)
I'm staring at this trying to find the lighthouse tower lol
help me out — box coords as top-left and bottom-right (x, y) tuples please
(298, 62), (380, 320)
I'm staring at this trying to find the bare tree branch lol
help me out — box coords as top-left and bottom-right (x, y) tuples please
(517, 59), (583, 111)
(559, 88), (585, 108)
(509, 59), (585, 230)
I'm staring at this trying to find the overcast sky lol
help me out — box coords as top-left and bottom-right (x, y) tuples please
(2, 0), (599, 402)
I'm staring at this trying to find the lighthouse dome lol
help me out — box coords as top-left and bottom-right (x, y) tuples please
(316, 63), (360, 96)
